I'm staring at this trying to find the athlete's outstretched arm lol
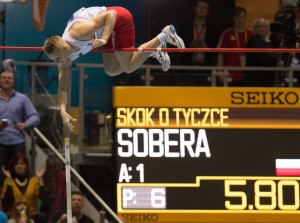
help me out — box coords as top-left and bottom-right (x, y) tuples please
(57, 62), (76, 131)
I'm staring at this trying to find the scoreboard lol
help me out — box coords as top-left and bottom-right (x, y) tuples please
(113, 87), (300, 223)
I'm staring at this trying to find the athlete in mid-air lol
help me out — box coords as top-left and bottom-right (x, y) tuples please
(43, 6), (185, 130)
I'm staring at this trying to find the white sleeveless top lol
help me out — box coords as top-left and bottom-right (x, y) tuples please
(62, 6), (107, 61)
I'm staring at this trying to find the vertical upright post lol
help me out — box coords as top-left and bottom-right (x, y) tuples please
(64, 135), (72, 223)
(30, 64), (37, 173)
(65, 64), (73, 223)
(79, 66), (84, 148)
(30, 130), (36, 173)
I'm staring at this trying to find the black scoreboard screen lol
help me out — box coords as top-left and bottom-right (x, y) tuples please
(113, 87), (300, 223)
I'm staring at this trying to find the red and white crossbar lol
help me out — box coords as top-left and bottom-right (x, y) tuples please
(1, 46), (300, 53)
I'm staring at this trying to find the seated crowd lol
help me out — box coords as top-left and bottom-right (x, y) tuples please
(0, 152), (94, 223)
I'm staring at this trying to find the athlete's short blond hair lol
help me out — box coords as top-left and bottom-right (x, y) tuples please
(43, 36), (63, 55)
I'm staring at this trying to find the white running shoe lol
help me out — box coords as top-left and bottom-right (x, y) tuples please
(162, 25), (185, 48)
(153, 50), (171, 72)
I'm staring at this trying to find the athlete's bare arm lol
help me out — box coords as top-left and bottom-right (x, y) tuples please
(57, 61), (76, 130)
(92, 10), (117, 44)
(69, 10), (117, 46)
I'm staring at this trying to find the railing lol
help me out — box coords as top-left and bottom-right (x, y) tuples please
(32, 127), (122, 223)
(15, 59), (300, 152)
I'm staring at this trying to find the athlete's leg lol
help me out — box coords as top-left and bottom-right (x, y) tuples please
(102, 53), (125, 76)
(102, 25), (185, 75)
(114, 37), (161, 74)
(114, 25), (185, 73)
(103, 38), (169, 75)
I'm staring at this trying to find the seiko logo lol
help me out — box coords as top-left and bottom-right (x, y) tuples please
(231, 91), (299, 105)
(122, 214), (159, 222)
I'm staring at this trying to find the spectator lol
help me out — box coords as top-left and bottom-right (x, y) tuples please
(0, 209), (8, 223)
(0, 199), (8, 223)
(8, 198), (35, 223)
(180, 0), (221, 67)
(39, 155), (66, 220)
(0, 63), (40, 187)
(245, 18), (279, 86)
(50, 191), (94, 223)
(0, 152), (47, 223)
(217, 6), (252, 86)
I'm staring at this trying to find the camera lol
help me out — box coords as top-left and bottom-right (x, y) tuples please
(270, 0), (300, 48)
(270, 0), (300, 86)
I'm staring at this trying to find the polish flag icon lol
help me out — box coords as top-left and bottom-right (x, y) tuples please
(276, 159), (300, 176)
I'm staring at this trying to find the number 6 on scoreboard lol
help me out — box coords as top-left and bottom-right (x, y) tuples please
(224, 180), (247, 210)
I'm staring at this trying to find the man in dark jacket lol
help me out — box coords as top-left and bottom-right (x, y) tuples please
(245, 18), (279, 86)
(50, 191), (94, 223)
